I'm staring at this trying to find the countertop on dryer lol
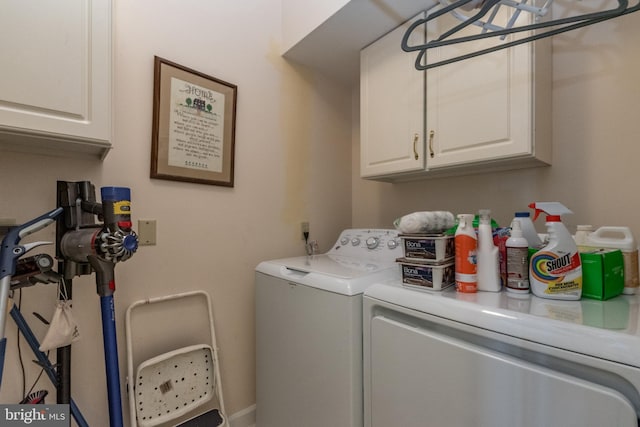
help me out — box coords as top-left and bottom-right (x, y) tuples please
(364, 281), (640, 368)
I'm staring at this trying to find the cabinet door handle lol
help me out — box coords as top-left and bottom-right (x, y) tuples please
(429, 130), (435, 158)
(413, 133), (419, 160)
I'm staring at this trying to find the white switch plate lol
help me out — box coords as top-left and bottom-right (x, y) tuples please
(138, 219), (157, 246)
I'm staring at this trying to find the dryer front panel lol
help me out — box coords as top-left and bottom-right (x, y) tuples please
(368, 314), (638, 427)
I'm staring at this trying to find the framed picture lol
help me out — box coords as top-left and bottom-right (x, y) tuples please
(151, 56), (237, 187)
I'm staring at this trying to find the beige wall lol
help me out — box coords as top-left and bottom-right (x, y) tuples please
(352, 11), (640, 239)
(0, 0), (352, 423)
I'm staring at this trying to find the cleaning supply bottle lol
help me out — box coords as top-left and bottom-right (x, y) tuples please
(472, 215), (499, 229)
(574, 225), (594, 252)
(528, 202), (582, 300)
(455, 214), (477, 293)
(506, 219), (530, 294)
(512, 211), (543, 249)
(583, 226), (639, 295)
(477, 209), (501, 292)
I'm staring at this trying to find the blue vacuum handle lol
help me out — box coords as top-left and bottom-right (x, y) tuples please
(0, 336), (5, 386)
(100, 295), (124, 427)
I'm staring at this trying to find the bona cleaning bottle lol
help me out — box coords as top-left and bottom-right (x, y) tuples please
(528, 202), (582, 300)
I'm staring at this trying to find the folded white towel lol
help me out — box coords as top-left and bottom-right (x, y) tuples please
(393, 211), (455, 234)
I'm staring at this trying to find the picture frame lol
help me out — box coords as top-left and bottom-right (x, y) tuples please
(151, 56), (237, 187)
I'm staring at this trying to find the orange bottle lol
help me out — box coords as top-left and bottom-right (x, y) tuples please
(455, 214), (478, 293)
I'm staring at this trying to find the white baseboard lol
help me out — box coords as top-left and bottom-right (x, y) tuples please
(228, 404), (256, 427)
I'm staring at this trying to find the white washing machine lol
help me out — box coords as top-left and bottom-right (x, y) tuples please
(255, 229), (403, 427)
(364, 282), (640, 427)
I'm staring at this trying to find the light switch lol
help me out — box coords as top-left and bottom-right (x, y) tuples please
(138, 219), (157, 246)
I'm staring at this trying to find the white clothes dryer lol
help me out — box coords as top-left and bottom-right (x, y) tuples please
(255, 229), (402, 427)
(364, 282), (640, 427)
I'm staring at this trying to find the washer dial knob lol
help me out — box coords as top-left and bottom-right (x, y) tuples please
(387, 239), (399, 250)
(340, 237), (349, 246)
(351, 238), (361, 246)
(366, 237), (380, 249)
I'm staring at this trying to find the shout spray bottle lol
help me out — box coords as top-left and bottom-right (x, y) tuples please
(528, 202), (582, 300)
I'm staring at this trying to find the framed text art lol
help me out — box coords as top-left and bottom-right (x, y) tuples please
(151, 56), (238, 186)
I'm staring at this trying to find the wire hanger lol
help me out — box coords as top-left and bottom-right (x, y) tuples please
(401, 0), (640, 70)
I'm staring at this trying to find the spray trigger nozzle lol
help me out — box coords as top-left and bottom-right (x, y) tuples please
(529, 205), (543, 221)
(528, 202), (573, 221)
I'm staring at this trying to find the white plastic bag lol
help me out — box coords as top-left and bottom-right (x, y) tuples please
(39, 299), (80, 352)
(393, 211), (455, 234)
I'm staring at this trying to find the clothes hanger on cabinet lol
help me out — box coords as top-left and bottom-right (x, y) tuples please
(401, 0), (640, 70)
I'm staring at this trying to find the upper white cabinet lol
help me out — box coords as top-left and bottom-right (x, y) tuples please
(360, 16), (426, 178)
(360, 10), (551, 181)
(0, 0), (112, 159)
(424, 10), (551, 172)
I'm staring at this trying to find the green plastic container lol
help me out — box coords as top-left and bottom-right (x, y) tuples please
(580, 249), (624, 300)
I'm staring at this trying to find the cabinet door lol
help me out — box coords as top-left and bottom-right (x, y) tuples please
(360, 15), (425, 178)
(0, 0), (112, 158)
(425, 10), (534, 169)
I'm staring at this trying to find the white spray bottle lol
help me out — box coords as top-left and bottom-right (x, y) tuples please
(506, 219), (530, 294)
(477, 209), (501, 292)
(528, 202), (582, 300)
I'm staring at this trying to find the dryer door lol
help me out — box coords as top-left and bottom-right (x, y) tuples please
(369, 315), (638, 427)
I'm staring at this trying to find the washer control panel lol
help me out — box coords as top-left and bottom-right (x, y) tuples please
(329, 229), (402, 261)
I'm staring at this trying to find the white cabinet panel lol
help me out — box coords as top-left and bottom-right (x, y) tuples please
(425, 10), (543, 169)
(360, 15), (425, 178)
(0, 0), (112, 159)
